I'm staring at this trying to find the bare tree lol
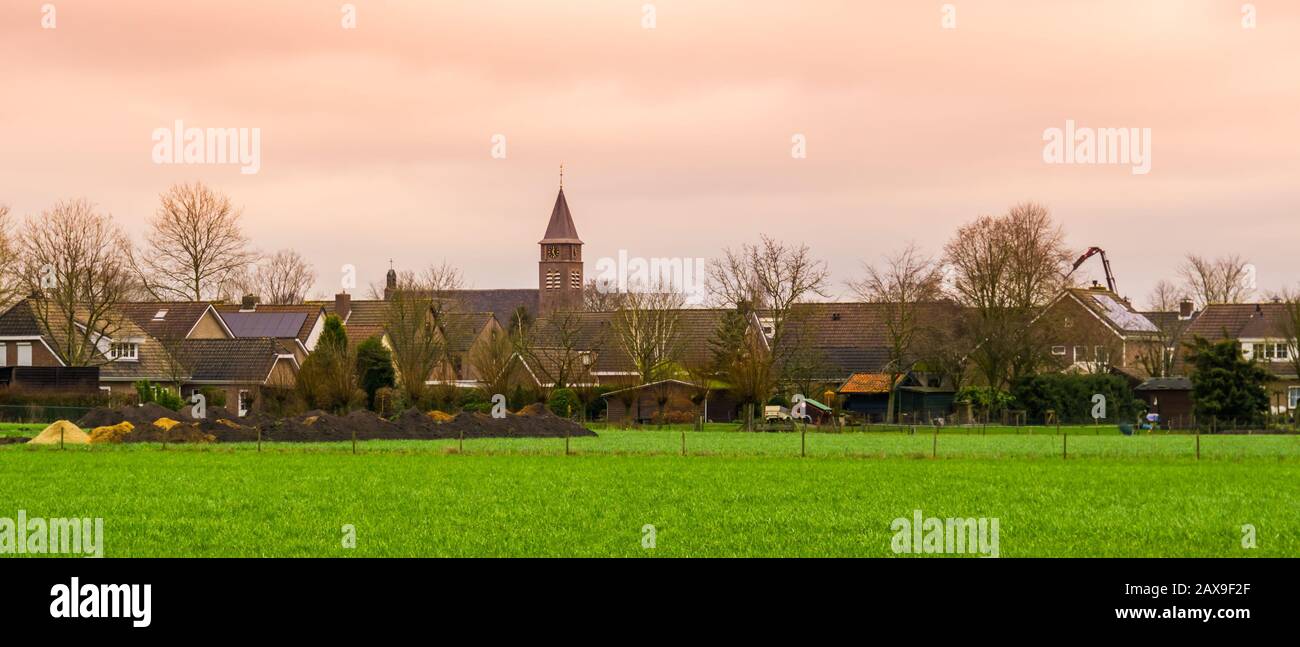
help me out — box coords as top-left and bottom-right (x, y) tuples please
(513, 309), (600, 391)
(707, 235), (830, 388)
(247, 249), (316, 305)
(384, 264), (463, 404)
(849, 243), (944, 422)
(129, 181), (259, 301)
(610, 288), (686, 386)
(0, 204), (19, 311)
(583, 278), (627, 312)
(16, 199), (133, 366)
(467, 324), (518, 398)
(1179, 254), (1253, 306)
(1137, 280), (1193, 378)
(1271, 288), (1300, 398)
(944, 202), (1071, 389)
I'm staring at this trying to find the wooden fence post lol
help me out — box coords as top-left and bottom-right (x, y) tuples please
(1062, 432), (1067, 460)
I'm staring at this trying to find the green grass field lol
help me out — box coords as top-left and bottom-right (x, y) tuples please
(3, 423), (1297, 557)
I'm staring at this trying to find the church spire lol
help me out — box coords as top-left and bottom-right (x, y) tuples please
(539, 176), (581, 244)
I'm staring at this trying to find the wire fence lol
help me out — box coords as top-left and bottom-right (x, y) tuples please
(8, 424), (1299, 461)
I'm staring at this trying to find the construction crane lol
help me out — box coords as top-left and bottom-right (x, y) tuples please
(1069, 246), (1118, 293)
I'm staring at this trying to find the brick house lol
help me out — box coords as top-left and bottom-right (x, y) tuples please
(1036, 286), (1163, 377)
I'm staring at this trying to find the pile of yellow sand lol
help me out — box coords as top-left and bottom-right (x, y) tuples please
(153, 417), (182, 430)
(89, 421), (135, 444)
(27, 420), (90, 445)
(427, 410), (455, 423)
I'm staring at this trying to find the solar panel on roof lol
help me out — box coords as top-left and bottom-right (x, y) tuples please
(221, 311), (309, 338)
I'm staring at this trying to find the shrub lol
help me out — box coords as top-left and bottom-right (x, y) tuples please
(134, 380), (182, 411)
(954, 386), (1016, 417)
(199, 387), (227, 408)
(373, 386), (401, 417)
(1009, 373), (1138, 423)
(547, 388), (580, 417)
(355, 336), (396, 409)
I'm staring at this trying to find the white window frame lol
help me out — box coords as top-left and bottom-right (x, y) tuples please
(1051, 346), (1066, 356)
(16, 342), (32, 367)
(1290, 386), (1300, 410)
(238, 389), (252, 417)
(0, 344), (6, 365)
(109, 342), (139, 361)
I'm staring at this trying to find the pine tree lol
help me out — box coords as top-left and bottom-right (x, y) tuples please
(1185, 336), (1270, 426)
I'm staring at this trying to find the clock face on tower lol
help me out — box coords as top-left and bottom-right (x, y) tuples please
(546, 246), (561, 259)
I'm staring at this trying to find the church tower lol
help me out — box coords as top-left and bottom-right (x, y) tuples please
(538, 171), (583, 316)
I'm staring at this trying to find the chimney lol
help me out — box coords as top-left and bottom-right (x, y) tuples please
(1178, 299), (1194, 320)
(335, 292), (352, 322)
(240, 294), (257, 311)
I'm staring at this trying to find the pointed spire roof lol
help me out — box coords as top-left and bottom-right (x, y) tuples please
(539, 187), (582, 244)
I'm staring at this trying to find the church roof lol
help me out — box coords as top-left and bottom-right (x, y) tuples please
(539, 188), (582, 244)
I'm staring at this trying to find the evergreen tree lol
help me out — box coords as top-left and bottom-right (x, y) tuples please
(355, 335), (396, 408)
(1185, 336), (1270, 426)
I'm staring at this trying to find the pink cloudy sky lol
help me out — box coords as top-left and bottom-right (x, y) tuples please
(2, 0), (1298, 306)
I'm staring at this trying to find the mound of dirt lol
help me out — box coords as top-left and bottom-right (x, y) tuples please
(28, 420), (90, 445)
(441, 406), (596, 439)
(89, 422), (135, 444)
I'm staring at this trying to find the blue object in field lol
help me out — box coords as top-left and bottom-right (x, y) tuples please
(1119, 423), (1134, 436)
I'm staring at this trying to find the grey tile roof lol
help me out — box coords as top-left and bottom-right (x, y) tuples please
(180, 338), (291, 383)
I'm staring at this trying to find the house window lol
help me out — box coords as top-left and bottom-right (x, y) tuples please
(0, 344), (6, 365)
(1278, 344), (1291, 360)
(109, 342), (139, 361)
(570, 270), (581, 289)
(1290, 387), (1300, 410)
(1051, 346), (1066, 356)
(545, 271), (560, 290)
(238, 390), (252, 417)
(1073, 345), (1087, 362)
(16, 342), (32, 367)
(1095, 346), (1109, 363)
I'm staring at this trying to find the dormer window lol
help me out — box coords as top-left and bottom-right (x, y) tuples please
(109, 342), (139, 361)
(152, 309), (168, 321)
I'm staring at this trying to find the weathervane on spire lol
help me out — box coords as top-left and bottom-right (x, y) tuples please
(559, 163), (564, 189)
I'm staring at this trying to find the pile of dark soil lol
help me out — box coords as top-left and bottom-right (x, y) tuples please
(269, 410), (398, 442)
(442, 406), (596, 439)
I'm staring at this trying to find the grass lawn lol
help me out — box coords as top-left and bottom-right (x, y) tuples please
(2, 428), (1297, 557)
